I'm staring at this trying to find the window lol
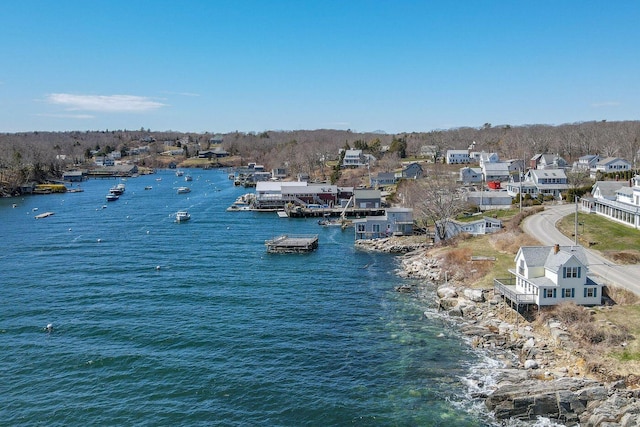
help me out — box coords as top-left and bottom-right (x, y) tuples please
(562, 288), (574, 298)
(518, 260), (525, 276)
(372, 224), (380, 232)
(563, 266), (581, 278)
(585, 287), (598, 298)
(357, 224), (365, 232)
(544, 289), (555, 298)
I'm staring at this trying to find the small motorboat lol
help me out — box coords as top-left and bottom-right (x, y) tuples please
(175, 210), (191, 222)
(106, 193), (119, 202)
(176, 187), (191, 194)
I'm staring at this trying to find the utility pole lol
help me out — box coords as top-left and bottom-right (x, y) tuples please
(574, 194), (579, 245)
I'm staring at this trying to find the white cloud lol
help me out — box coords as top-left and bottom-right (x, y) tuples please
(46, 93), (167, 112)
(591, 101), (620, 108)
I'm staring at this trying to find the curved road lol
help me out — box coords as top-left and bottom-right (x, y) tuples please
(522, 203), (640, 296)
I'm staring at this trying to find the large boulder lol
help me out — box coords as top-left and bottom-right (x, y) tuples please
(463, 288), (485, 302)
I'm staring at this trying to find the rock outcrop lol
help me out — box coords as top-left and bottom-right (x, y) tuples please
(359, 237), (640, 426)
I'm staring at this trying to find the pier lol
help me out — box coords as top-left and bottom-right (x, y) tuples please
(265, 234), (319, 253)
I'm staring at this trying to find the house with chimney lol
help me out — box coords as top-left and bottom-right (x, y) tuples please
(494, 244), (602, 307)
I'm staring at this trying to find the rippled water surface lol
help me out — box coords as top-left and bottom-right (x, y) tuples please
(1, 169), (495, 426)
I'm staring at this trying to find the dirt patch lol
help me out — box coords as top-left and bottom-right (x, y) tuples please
(603, 249), (640, 265)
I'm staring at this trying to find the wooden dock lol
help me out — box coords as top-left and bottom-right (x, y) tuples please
(265, 234), (319, 253)
(34, 212), (55, 219)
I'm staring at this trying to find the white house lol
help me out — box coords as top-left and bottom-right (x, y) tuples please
(478, 152), (500, 167)
(435, 216), (502, 241)
(342, 149), (373, 168)
(590, 157), (632, 178)
(586, 176), (640, 228)
(482, 162), (511, 182)
(446, 149), (470, 164)
(495, 244), (602, 307)
(353, 207), (413, 240)
(530, 154), (568, 170)
(464, 191), (514, 210)
(573, 154), (600, 172)
(506, 169), (568, 199)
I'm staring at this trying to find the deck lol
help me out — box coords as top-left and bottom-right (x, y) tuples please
(265, 234), (319, 253)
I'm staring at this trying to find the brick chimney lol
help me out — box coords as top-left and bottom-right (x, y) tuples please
(554, 244), (560, 254)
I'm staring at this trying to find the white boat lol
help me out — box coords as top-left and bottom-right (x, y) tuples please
(227, 204), (251, 212)
(106, 193), (119, 202)
(175, 170), (184, 177)
(175, 210), (191, 222)
(109, 184), (125, 195)
(276, 210), (288, 218)
(144, 186), (153, 190)
(177, 186), (191, 194)
(185, 174), (193, 182)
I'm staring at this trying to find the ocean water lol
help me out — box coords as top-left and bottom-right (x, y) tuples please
(1, 169), (499, 426)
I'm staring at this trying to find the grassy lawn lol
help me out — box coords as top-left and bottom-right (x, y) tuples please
(439, 232), (517, 289)
(599, 305), (640, 357)
(456, 207), (520, 222)
(556, 212), (640, 252)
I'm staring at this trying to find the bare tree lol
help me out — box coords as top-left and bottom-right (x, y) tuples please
(402, 167), (467, 242)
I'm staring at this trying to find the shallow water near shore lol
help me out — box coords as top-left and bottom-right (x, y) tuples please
(1, 169), (546, 426)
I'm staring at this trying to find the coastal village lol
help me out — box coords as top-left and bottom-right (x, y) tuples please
(3, 125), (640, 425)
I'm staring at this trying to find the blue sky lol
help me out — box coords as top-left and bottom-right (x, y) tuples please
(1, 1), (638, 134)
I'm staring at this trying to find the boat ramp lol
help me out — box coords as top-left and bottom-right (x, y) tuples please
(265, 234), (319, 253)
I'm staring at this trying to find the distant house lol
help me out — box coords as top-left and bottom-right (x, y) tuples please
(198, 147), (229, 159)
(573, 154), (600, 172)
(464, 191), (513, 210)
(371, 172), (397, 187)
(420, 145), (439, 161)
(459, 167), (483, 184)
(530, 154), (568, 170)
(505, 168), (568, 199)
(446, 149), (470, 164)
(482, 162), (511, 182)
(494, 245), (602, 307)
(478, 152), (500, 167)
(94, 156), (115, 167)
(591, 157), (632, 178)
(354, 207), (413, 240)
(353, 189), (382, 208)
(62, 170), (86, 182)
(401, 162), (423, 179)
(271, 167), (288, 180)
(342, 149), (371, 168)
(209, 134), (224, 144)
(435, 216), (502, 241)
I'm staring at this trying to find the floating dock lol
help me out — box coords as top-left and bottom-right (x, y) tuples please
(265, 234), (319, 253)
(34, 212), (55, 219)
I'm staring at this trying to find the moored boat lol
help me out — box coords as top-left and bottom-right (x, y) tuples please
(177, 186), (191, 194)
(175, 210), (191, 222)
(106, 193), (119, 201)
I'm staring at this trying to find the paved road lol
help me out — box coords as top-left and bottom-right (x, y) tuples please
(522, 203), (640, 296)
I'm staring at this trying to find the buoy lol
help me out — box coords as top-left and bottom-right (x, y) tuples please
(146, 230), (150, 234)
(97, 238), (102, 243)
(69, 228), (72, 232)
(44, 323), (53, 333)
(155, 265), (161, 270)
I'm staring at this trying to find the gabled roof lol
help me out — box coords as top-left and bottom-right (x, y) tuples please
(592, 180), (629, 198)
(483, 162), (510, 173)
(517, 245), (588, 270)
(596, 157), (631, 166)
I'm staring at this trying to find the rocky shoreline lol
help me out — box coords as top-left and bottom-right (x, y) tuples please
(356, 237), (640, 426)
